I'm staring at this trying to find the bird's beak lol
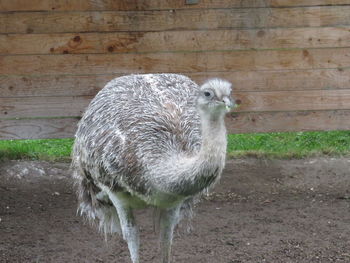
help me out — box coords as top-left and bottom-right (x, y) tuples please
(222, 96), (235, 111)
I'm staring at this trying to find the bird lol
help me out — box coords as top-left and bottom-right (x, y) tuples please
(71, 73), (235, 263)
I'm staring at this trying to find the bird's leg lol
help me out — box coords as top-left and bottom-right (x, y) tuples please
(159, 205), (181, 263)
(106, 191), (140, 263)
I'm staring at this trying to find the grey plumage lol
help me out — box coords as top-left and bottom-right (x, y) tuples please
(71, 73), (234, 263)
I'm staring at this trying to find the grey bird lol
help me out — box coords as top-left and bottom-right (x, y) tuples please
(71, 74), (235, 263)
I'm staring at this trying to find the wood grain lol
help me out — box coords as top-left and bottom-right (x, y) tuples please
(226, 110), (350, 133)
(2, 7), (350, 34)
(0, 118), (79, 140)
(2, 27), (350, 55)
(0, 96), (92, 119)
(1, 0), (349, 12)
(2, 68), (350, 97)
(234, 89), (350, 112)
(1, 48), (349, 75)
(0, 75), (111, 97)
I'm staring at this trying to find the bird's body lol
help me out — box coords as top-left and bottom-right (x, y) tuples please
(72, 74), (234, 263)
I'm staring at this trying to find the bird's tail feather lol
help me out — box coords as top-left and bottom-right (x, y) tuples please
(72, 165), (121, 239)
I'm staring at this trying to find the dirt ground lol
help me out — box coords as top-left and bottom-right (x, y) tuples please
(0, 158), (349, 263)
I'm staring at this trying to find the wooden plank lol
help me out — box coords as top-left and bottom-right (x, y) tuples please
(226, 110), (350, 133)
(0, 96), (92, 119)
(2, 27), (350, 55)
(0, 74), (111, 97)
(1, 48), (350, 75)
(2, 68), (350, 97)
(234, 89), (350, 112)
(1, 0), (350, 12)
(2, 7), (350, 34)
(2, 89), (350, 119)
(2, 109), (350, 140)
(191, 68), (350, 92)
(0, 117), (79, 140)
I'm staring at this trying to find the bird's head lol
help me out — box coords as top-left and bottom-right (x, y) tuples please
(197, 78), (235, 117)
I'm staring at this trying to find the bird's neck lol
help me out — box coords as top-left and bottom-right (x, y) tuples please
(149, 111), (228, 198)
(198, 112), (227, 164)
(174, 112), (227, 196)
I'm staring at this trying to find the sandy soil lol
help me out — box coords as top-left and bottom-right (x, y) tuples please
(0, 158), (349, 263)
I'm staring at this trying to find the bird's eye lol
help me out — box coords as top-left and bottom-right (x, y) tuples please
(204, 91), (212, 97)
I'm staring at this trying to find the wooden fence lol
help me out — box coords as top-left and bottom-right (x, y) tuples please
(1, 0), (350, 139)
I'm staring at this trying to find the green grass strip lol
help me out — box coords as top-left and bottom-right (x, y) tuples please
(0, 131), (350, 161)
(0, 138), (74, 162)
(227, 131), (350, 159)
